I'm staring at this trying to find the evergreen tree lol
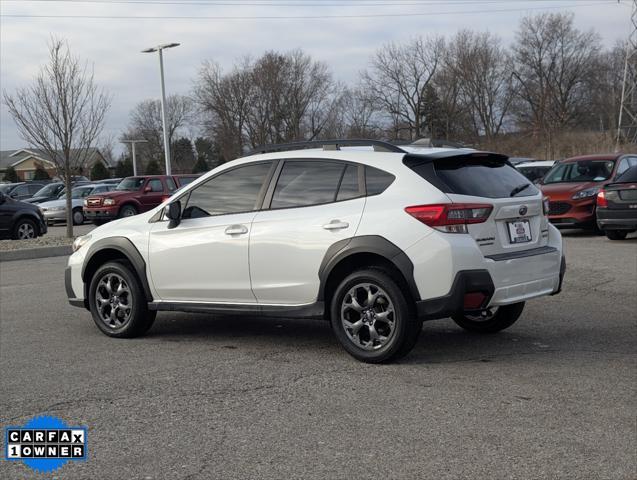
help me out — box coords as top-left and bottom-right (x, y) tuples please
(192, 156), (208, 173)
(114, 157), (134, 178)
(195, 137), (221, 169)
(3, 166), (19, 183)
(173, 137), (196, 172)
(90, 161), (110, 180)
(145, 159), (162, 175)
(33, 164), (51, 180)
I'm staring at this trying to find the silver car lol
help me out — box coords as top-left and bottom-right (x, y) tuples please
(39, 184), (115, 225)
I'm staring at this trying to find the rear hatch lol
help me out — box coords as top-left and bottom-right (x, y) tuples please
(404, 152), (548, 257)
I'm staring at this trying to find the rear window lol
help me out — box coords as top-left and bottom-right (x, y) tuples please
(404, 155), (539, 199)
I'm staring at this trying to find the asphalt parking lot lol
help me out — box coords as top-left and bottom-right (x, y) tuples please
(1, 231), (635, 479)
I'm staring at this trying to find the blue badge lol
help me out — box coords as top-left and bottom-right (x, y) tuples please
(4, 415), (88, 474)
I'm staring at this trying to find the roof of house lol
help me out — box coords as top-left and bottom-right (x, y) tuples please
(0, 148), (112, 170)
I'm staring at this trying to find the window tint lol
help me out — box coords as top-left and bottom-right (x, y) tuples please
(365, 166), (395, 195)
(271, 161), (344, 209)
(543, 160), (615, 184)
(182, 162), (271, 218)
(166, 177), (177, 192)
(337, 165), (360, 201)
(616, 165), (637, 183)
(28, 184), (42, 194)
(15, 185), (30, 195)
(616, 157), (637, 177)
(116, 177), (145, 191)
(148, 179), (163, 192)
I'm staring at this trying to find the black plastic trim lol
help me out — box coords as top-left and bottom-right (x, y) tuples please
(551, 255), (566, 296)
(416, 269), (494, 320)
(484, 245), (558, 261)
(248, 139), (406, 155)
(81, 237), (153, 302)
(148, 301), (324, 319)
(64, 266), (75, 298)
(317, 235), (420, 302)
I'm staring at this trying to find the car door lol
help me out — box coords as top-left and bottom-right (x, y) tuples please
(0, 195), (17, 236)
(250, 160), (366, 305)
(139, 178), (165, 211)
(147, 161), (274, 303)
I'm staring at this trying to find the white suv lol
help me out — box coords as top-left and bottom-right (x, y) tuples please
(66, 140), (565, 363)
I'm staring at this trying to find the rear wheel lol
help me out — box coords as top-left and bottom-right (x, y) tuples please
(330, 268), (422, 363)
(12, 218), (38, 240)
(605, 230), (628, 240)
(72, 208), (84, 225)
(88, 260), (156, 338)
(452, 302), (525, 334)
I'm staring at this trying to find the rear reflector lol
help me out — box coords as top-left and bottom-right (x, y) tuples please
(596, 190), (607, 208)
(463, 292), (487, 310)
(405, 203), (493, 233)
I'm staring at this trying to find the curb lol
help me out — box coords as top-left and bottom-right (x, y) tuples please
(0, 245), (72, 262)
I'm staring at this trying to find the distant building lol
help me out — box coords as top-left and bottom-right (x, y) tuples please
(0, 148), (113, 180)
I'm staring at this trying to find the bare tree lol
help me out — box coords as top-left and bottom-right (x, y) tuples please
(445, 30), (516, 143)
(125, 94), (192, 170)
(512, 12), (601, 158)
(361, 36), (445, 140)
(3, 37), (110, 237)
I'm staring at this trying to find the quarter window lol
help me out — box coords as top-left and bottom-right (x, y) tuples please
(166, 177), (177, 192)
(365, 166), (395, 195)
(271, 161), (345, 209)
(182, 162), (272, 218)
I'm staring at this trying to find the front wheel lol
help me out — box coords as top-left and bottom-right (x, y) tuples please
(12, 218), (38, 240)
(72, 208), (84, 225)
(88, 260), (156, 338)
(452, 302), (525, 334)
(330, 268), (422, 363)
(605, 230), (628, 240)
(119, 205), (138, 218)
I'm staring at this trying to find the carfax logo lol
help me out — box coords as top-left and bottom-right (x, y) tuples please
(4, 415), (87, 474)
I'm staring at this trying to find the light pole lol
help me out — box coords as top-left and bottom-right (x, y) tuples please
(141, 42), (180, 176)
(121, 139), (148, 176)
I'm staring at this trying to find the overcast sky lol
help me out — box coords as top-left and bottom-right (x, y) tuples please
(0, 0), (632, 153)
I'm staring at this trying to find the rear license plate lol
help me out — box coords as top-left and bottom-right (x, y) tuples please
(507, 219), (532, 244)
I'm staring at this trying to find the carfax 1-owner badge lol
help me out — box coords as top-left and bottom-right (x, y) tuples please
(4, 415), (87, 474)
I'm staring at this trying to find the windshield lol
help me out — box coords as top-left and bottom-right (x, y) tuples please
(33, 183), (61, 197)
(543, 160), (615, 184)
(59, 187), (95, 199)
(116, 177), (145, 191)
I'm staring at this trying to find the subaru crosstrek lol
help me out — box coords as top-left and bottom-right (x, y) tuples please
(66, 140), (565, 363)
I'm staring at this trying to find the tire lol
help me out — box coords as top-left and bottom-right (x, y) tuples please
(605, 230), (628, 240)
(12, 217), (38, 240)
(452, 302), (525, 334)
(119, 204), (138, 218)
(330, 268), (422, 363)
(72, 208), (84, 225)
(88, 260), (156, 338)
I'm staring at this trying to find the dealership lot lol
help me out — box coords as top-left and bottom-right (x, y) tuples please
(0, 232), (635, 479)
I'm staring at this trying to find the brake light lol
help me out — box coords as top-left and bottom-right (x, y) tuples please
(405, 203), (493, 233)
(596, 190), (607, 208)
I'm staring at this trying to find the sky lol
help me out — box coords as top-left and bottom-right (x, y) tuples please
(0, 0), (632, 154)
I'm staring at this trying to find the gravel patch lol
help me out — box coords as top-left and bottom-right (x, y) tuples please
(0, 235), (74, 252)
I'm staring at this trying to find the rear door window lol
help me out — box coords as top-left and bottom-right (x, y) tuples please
(336, 165), (361, 201)
(271, 161), (344, 209)
(405, 155), (539, 198)
(148, 179), (163, 192)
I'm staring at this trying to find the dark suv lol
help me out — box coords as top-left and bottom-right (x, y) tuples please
(0, 191), (48, 239)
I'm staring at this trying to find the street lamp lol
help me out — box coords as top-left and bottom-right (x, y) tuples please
(141, 42), (180, 176)
(121, 139), (148, 176)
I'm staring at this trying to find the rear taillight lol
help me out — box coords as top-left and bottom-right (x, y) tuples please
(405, 203), (493, 233)
(596, 190), (608, 208)
(542, 197), (550, 216)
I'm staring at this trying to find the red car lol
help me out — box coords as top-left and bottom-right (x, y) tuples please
(83, 174), (200, 224)
(540, 153), (637, 230)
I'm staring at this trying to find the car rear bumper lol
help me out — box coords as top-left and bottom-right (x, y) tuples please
(596, 208), (637, 230)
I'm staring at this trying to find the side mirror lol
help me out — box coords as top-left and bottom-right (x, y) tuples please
(166, 200), (181, 229)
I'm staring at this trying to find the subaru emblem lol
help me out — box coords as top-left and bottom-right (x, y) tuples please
(519, 205), (528, 216)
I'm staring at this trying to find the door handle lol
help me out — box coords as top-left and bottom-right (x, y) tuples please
(225, 224), (248, 235)
(322, 220), (349, 230)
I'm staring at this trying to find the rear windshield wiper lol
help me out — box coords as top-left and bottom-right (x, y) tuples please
(510, 183), (531, 197)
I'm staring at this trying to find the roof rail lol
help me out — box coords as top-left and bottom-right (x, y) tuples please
(247, 139), (406, 155)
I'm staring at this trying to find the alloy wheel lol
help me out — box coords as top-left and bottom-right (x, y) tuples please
(17, 222), (35, 239)
(95, 273), (133, 329)
(341, 283), (396, 351)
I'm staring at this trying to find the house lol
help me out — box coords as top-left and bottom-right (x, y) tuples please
(0, 148), (113, 181)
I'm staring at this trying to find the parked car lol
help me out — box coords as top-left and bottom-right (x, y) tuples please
(0, 182), (46, 201)
(540, 153), (637, 230)
(0, 191), (48, 239)
(516, 160), (555, 184)
(83, 175), (180, 224)
(596, 165), (637, 240)
(24, 182), (66, 204)
(508, 157), (536, 166)
(39, 183), (115, 225)
(66, 139), (565, 363)
(98, 178), (123, 185)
